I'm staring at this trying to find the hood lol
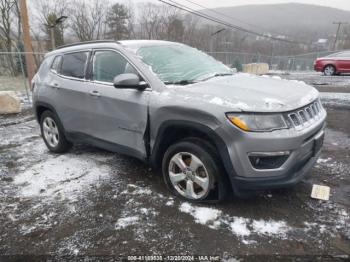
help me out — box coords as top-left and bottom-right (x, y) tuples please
(318, 56), (336, 60)
(165, 73), (319, 112)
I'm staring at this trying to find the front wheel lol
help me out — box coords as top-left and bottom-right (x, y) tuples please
(40, 110), (72, 153)
(162, 139), (226, 202)
(323, 65), (336, 76)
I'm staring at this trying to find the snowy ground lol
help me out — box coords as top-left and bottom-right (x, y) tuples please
(275, 71), (350, 93)
(0, 85), (350, 260)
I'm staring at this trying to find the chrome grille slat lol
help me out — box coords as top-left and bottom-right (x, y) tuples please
(305, 107), (313, 119)
(299, 110), (307, 122)
(310, 104), (316, 115)
(286, 101), (322, 129)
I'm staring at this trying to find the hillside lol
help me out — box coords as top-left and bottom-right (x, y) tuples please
(201, 3), (350, 38)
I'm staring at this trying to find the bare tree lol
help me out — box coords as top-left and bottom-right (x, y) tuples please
(124, 0), (136, 39)
(138, 3), (162, 39)
(138, 3), (184, 40)
(70, 0), (109, 41)
(166, 18), (184, 42)
(33, 0), (70, 49)
(0, 0), (18, 75)
(159, 5), (183, 41)
(182, 14), (199, 46)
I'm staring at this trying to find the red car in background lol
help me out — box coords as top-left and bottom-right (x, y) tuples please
(314, 51), (350, 76)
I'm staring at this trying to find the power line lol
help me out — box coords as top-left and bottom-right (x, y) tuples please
(181, 0), (303, 44)
(181, 0), (282, 36)
(159, 0), (306, 45)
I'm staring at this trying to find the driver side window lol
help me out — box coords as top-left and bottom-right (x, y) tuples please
(92, 50), (138, 83)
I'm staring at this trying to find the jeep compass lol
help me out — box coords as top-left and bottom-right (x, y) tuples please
(32, 40), (326, 201)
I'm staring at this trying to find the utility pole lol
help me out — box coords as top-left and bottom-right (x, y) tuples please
(19, 0), (36, 89)
(333, 22), (348, 50)
(50, 27), (56, 50)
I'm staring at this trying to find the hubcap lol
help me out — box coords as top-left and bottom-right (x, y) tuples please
(43, 117), (59, 147)
(168, 152), (210, 199)
(324, 66), (334, 76)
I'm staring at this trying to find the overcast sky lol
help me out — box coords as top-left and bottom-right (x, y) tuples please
(124, 0), (350, 11)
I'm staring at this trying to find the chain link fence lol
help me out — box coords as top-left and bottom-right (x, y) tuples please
(208, 50), (341, 72)
(0, 49), (343, 100)
(0, 51), (45, 102)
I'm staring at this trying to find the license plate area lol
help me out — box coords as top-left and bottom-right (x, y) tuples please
(312, 132), (324, 156)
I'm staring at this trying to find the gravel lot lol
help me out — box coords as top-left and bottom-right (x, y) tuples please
(0, 75), (349, 261)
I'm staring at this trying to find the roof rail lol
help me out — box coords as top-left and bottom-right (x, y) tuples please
(56, 40), (118, 50)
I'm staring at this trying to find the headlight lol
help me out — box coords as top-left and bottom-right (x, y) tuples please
(226, 113), (288, 132)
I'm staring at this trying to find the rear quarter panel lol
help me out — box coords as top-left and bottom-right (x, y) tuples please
(33, 55), (58, 113)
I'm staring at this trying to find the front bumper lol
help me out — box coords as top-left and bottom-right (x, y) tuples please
(232, 140), (322, 190)
(314, 64), (323, 72)
(218, 108), (326, 193)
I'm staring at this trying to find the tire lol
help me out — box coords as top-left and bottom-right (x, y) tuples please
(162, 138), (227, 202)
(323, 65), (336, 76)
(40, 110), (72, 153)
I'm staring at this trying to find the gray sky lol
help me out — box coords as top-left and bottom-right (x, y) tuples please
(126, 0), (350, 11)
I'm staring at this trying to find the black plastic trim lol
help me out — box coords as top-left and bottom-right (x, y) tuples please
(151, 120), (237, 180)
(34, 102), (59, 123)
(66, 132), (147, 162)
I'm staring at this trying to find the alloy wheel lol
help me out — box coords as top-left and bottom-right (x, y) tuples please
(168, 152), (210, 200)
(324, 65), (335, 76)
(42, 117), (59, 147)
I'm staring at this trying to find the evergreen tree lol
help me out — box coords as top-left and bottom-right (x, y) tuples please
(106, 3), (130, 40)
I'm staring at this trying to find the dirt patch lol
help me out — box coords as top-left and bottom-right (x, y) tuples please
(0, 100), (349, 259)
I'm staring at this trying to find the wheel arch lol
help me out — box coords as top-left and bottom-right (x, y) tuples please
(150, 120), (237, 192)
(34, 102), (58, 122)
(34, 102), (68, 136)
(323, 63), (337, 72)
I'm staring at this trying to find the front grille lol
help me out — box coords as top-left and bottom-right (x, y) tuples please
(285, 100), (322, 129)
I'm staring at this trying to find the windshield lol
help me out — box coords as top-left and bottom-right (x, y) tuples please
(136, 44), (232, 84)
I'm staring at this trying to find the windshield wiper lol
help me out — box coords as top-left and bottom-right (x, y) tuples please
(200, 73), (233, 81)
(164, 73), (233, 85)
(164, 80), (197, 85)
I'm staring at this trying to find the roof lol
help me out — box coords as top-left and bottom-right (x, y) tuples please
(45, 39), (180, 57)
(119, 40), (180, 50)
(45, 40), (120, 57)
(56, 40), (118, 49)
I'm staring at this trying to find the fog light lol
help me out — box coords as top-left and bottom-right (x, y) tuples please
(248, 151), (290, 170)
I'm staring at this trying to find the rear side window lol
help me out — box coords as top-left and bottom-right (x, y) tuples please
(50, 56), (62, 73)
(61, 52), (88, 79)
(92, 50), (138, 83)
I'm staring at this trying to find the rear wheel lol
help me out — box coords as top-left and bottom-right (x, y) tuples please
(323, 65), (336, 76)
(162, 138), (226, 202)
(40, 110), (72, 153)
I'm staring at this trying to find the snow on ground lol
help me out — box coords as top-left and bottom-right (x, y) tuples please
(14, 154), (111, 200)
(121, 184), (153, 196)
(274, 71), (350, 87)
(1, 115), (348, 250)
(179, 202), (222, 226)
(179, 202), (290, 240)
(315, 155), (349, 179)
(320, 92), (350, 108)
(115, 216), (140, 230)
(1, 86), (350, 255)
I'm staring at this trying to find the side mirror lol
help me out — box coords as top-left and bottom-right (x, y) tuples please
(113, 73), (148, 90)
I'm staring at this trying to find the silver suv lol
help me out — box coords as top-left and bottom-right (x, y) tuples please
(32, 40), (326, 201)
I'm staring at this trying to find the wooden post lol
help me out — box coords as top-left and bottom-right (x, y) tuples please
(19, 0), (36, 89)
